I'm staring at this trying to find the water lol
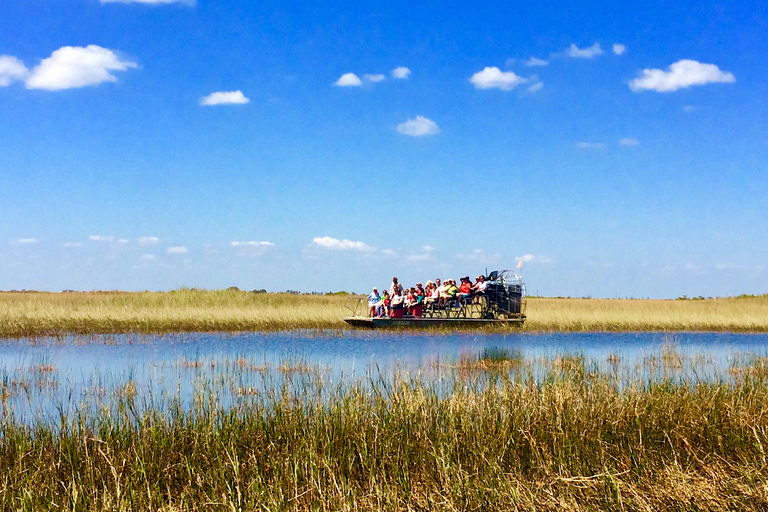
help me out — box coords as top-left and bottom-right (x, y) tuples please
(2, 331), (767, 424)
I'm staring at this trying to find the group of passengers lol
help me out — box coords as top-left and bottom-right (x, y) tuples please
(367, 275), (488, 318)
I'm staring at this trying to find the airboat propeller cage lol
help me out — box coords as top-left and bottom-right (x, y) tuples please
(486, 270), (526, 315)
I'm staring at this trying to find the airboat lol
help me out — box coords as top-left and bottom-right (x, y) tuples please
(344, 269), (526, 328)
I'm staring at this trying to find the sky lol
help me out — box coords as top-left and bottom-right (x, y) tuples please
(1, 0), (767, 298)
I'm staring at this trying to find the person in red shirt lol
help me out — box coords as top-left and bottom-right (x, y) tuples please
(457, 276), (472, 301)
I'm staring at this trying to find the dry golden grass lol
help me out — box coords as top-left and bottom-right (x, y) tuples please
(1, 290), (767, 336)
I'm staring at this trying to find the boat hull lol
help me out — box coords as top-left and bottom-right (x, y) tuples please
(343, 316), (525, 329)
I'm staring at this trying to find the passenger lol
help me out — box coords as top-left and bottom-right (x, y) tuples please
(390, 288), (405, 316)
(416, 283), (425, 304)
(378, 290), (391, 317)
(457, 276), (472, 300)
(367, 287), (381, 317)
(440, 279), (458, 306)
(425, 281), (438, 304)
(472, 275), (487, 303)
(405, 287), (418, 309)
(390, 276), (403, 297)
(436, 278), (447, 302)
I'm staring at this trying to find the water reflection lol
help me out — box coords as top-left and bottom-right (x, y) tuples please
(1, 330), (767, 425)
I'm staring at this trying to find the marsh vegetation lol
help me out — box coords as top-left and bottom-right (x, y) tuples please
(2, 347), (768, 511)
(1, 290), (767, 337)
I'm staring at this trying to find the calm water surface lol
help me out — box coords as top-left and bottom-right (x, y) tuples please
(2, 331), (767, 423)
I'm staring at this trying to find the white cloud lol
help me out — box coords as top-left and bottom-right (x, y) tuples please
(528, 81), (544, 93)
(363, 74), (385, 83)
(13, 238), (38, 245)
(470, 67), (526, 90)
(231, 241), (275, 248)
(391, 66), (411, 79)
(166, 246), (188, 254)
(683, 105), (697, 113)
(89, 235), (115, 242)
(312, 236), (373, 252)
(397, 116), (440, 137)
(422, 245), (434, 252)
(381, 249), (396, 256)
(138, 236), (160, 246)
(139, 254), (156, 262)
(63, 242), (82, 248)
(101, 0), (193, 4)
(619, 138), (640, 146)
(199, 90), (249, 106)
(116, 238), (129, 245)
(523, 57), (548, 67)
(25, 45), (137, 91)
(613, 43), (626, 55)
(231, 240), (275, 255)
(0, 56), (28, 86)
(629, 60), (735, 92)
(334, 73), (362, 87)
(576, 142), (605, 150)
(516, 254), (536, 263)
(566, 43), (603, 59)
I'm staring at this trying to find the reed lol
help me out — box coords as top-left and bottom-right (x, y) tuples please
(2, 356), (768, 511)
(1, 290), (768, 337)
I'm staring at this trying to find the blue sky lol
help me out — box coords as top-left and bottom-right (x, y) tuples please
(1, 0), (766, 297)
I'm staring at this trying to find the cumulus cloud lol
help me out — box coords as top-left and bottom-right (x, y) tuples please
(138, 236), (160, 246)
(516, 254), (536, 263)
(312, 236), (374, 252)
(613, 43), (626, 55)
(528, 81), (544, 93)
(166, 246), (188, 254)
(381, 249), (396, 256)
(334, 73), (362, 86)
(13, 238), (38, 245)
(470, 67), (526, 90)
(139, 254), (156, 262)
(116, 238), (129, 245)
(199, 90), (249, 106)
(89, 235), (115, 242)
(576, 142), (605, 150)
(523, 57), (548, 67)
(391, 66), (411, 79)
(25, 45), (137, 90)
(683, 105), (697, 113)
(629, 59), (735, 92)
(619, 138), (640, 146)
(363, 74), (385, 83)
(0, 56), (28, 86)
(397, 116), (439, 137)
(566, 43), (603, 58)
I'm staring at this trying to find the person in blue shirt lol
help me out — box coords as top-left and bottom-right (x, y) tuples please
(367, 287), (381, 317)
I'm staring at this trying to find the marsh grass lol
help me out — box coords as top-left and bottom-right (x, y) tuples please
(1, 290), (768, 337)
(2, 355), (768, 511)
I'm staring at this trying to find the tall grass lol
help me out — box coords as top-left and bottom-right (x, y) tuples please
(2, 355), (768, 511)
(1, 290), (768, 337)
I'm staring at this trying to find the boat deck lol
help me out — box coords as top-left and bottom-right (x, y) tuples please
(344, 316), (526, 329)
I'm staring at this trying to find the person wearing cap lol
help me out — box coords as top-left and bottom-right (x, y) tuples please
(457, 276), (472, 301)
(367, 287), (381, 317)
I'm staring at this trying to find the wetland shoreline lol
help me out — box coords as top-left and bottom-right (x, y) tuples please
(1, 289), (768, 337)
